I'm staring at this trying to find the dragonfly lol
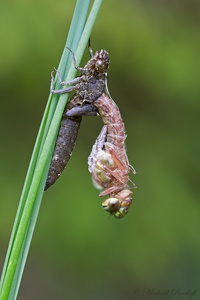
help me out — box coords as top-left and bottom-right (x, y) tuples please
(68, 93), (136, 218)
(45, 47), (110, 190)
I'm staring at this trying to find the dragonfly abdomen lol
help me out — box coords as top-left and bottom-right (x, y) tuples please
(45, 114), (81, 190)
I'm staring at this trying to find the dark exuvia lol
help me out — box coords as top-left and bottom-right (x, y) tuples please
(45, 49), (110, 190)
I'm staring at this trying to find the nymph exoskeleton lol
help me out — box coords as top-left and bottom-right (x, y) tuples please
(45, 47), (110, 190)
(45, 99), (97, 190)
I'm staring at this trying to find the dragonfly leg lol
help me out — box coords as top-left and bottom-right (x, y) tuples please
(50, 69), (81, 94)
(66, 47), (87, 73)
(106, 165), (127, 183)
(88, 39), (94, 58)
(99, 185), (121, 197)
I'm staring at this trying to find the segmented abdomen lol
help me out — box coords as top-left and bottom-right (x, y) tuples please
(94, 94), (128, 166)
(45, 95), (82, 191)
(45, 111), (81, 191)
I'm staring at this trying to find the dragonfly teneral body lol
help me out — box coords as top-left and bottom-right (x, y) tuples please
(88, 94), (136, 218)
(45, 48), (110, 190)
(68, 93), (136, 218)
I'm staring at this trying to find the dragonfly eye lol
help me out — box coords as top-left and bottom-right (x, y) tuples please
(102, 197), (120, 212)
(102, 197), (130, 218)
(95, 60), (104, 73)
(94, 50), (110, 73)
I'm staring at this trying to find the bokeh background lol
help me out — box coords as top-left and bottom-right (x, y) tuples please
(1, 0), (200, 299)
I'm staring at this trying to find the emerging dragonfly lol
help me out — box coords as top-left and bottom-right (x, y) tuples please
(89, 94), (136, 218)
(45, 47), (110, 190)
(68, 94), (136, 218)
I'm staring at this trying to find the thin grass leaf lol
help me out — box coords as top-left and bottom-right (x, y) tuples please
(0, 1), (103, 299)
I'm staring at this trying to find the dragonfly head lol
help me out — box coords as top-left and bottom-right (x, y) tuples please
(102, 189), (133, 219)
(93, 50), (110, 74)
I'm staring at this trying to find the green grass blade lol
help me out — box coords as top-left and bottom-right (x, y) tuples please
(0, 0), (104, 299)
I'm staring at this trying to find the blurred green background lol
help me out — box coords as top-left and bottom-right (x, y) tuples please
(1, 0), (200, 299)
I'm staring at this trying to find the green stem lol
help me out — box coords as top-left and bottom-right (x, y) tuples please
(0, 1), (103, 299)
